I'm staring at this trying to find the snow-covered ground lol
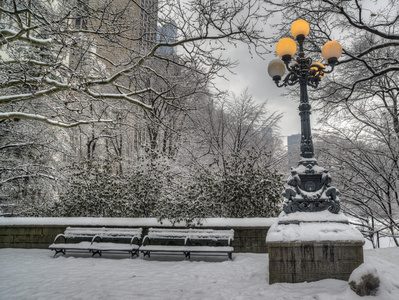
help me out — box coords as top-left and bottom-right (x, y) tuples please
(0, 247), (398, 300)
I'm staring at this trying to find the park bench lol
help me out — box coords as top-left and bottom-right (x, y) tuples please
(49, 227), (142, 258)
(139, 228), (234, 260)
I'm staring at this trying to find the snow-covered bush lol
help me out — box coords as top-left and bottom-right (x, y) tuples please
(25, 157), (169, 218)
(25, 150), (283, 221)
(156, 151), (284, 223)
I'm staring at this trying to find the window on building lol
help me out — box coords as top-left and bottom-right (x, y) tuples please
(75, 0), (88, 30)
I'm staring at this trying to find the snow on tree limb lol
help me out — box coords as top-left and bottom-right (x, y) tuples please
(0, 143), (35, 151)
(0, 87), (61, 104)
(0, 112), (114, 128)
(0, 173), (57, 185)
(0, 59), (51, 67)
(0, 29), (55, 46)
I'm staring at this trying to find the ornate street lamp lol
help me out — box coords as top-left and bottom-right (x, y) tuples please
(268, 19), (342, 214)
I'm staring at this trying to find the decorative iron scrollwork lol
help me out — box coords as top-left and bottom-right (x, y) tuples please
(282, 159), (340, 214)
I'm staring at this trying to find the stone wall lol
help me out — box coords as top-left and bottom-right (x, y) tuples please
(268, 241), (364, 283)
(0, 219), (273, 253)
(0, 225), (67, 249)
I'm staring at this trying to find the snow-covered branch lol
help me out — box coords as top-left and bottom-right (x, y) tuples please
(85, 90), (153, 110)
(0, 112), (115, 128)
(0, 29), (55, 46)
(0, 87), (62, 104)
(0, 59), (51, 67)
(0, 0), (264, 115)
(0, 143), (35, 151)
(344, 67), (399, 99)
(326, 0), (399, 40)
(0, 173), (57, 185)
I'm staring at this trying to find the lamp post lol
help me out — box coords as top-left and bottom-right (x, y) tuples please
(268, 20), (342, 214)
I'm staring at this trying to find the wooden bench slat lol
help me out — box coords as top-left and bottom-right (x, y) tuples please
(49, 227), (142, 258)
(62, 227), (142, 238)
(49, 241), (94, 250)
(139, 245), (189, 252)
(148, 228), (233, 237)
(141, 228), (234, 259)
(49, 242), (140, 250)
(140, 245), (233, 253)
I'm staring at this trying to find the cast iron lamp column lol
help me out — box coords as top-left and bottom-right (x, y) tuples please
(268, 20), (343, 214)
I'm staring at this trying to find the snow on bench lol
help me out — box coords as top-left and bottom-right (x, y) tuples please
(140, 228), (234, 260)
(49, 227), (142, 258)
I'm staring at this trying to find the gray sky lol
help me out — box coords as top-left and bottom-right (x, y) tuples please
(214, 42), (312, 146)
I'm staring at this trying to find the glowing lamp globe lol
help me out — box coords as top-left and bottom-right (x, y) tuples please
(268, 59), (286, 80)
(276, 37), (297, 59)
(322, 41), (342, 64)
(291, 19), (310, 39)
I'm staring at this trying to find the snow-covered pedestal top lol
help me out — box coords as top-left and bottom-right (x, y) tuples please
(266, 212), (364, 243)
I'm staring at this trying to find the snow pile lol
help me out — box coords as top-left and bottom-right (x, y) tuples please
(349, 264), (379, 286)
(362, 248), (399, 298)
(0, 248), (398, 299)
(348, 263), (380, 296)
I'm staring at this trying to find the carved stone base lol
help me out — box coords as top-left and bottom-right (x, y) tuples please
(266, 212), (364, 284)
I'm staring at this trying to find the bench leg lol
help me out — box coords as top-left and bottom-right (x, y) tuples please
(141, 250), (150, 258)
(90, 250), (102, 257)
(228, 252), (232, 260)
(131, 249), (139, 258)
(184, 251), (190, 259)
(52, 249), (65, 258)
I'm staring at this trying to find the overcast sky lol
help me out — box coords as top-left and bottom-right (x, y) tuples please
(214, 42), (308, 146)
(210, 9), (309, 147)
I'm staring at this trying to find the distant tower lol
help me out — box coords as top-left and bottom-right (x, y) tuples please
(139, 0), (159, 49)
(287, 134), (301, 167)
(261, 126), (273, 140)
(70, 0), (159, 67)
(157, 21), (177, 56)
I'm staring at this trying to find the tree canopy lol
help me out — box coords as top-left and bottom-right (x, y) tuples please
(0, 0), (267, 126)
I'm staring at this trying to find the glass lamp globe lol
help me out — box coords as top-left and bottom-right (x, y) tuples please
(276, 37), (297, 59)
(322, 41), (342, 64)
(291, 19), (310, 39)
(268, 59), (286, 79)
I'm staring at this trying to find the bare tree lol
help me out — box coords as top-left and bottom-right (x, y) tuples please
(0, 117), (66, 215)
(316, 111), (399, 247)
(188, 88), (283, 170)
(0, 0), (267, 126)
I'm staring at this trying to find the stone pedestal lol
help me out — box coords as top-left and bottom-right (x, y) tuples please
(266, 211), (364, 284)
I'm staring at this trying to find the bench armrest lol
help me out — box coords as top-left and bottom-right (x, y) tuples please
(91, 235), (102, 244)
(142, 235), (150, 245)
(53, 234), (66, 243)
(130, 236), (140, 245)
